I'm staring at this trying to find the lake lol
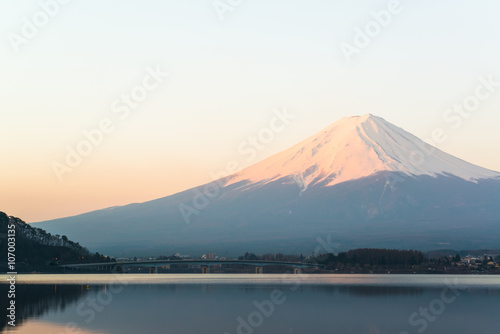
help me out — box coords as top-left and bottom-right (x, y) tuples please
(1, 274), (499, 334)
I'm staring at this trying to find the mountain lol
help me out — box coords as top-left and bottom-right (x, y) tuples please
(34, 115), (500, 256)
(0, 212), (110, 270)
(228, 114), (499, 187)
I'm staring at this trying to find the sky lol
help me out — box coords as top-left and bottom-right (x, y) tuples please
(1, 0), (500, 223)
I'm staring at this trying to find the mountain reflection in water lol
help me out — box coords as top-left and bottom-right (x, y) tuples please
(0, 284), (100, 332)
(1, 277), (499, 334)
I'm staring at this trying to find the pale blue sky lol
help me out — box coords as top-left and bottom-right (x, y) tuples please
(1, 0), (500, 221)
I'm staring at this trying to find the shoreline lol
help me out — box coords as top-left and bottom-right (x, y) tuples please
(2, 273), (500, 288)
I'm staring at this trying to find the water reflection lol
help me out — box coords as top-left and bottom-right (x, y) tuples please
(0, 284), (98, 332)
(1, 277), (499, 334)
(5, 321), (107, 334)
(339, 285), (424, 297)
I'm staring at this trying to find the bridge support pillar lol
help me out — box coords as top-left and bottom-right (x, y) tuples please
(294, 268), (301, 274)
(202, 265), (209, 274)
(255, 266), (263, 274)
(148, 267), (157, 274)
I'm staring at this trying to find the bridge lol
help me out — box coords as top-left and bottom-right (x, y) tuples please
(60, 259), (324, 274)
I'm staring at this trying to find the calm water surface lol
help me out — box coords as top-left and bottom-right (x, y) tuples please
(1, 274), (499, 334)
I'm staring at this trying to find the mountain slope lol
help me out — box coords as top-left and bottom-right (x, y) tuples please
(0, 212), (110, 270)
(227, 114), (499, 190)
(34, 115), (500, 256)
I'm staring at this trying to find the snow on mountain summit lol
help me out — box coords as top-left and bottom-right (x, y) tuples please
(227, 114), (500, 190)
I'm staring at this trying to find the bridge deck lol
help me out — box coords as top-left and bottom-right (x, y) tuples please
(60, 259), (324, 269)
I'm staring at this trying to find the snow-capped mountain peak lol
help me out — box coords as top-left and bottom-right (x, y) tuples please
(227, 114), (500, 189)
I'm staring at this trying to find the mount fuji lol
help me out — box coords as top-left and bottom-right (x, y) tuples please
(35, 115), (500, 256)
